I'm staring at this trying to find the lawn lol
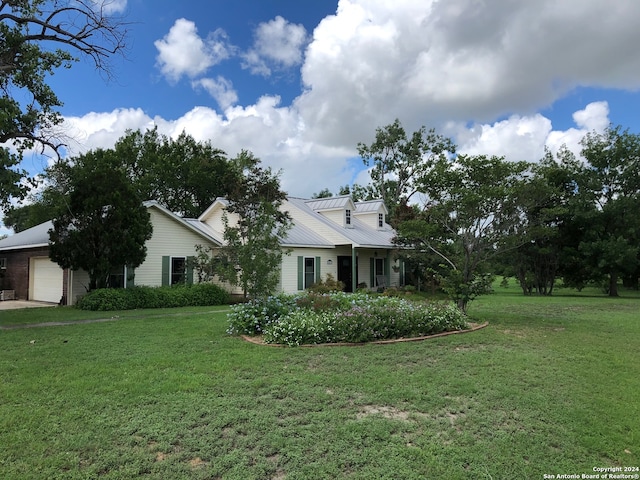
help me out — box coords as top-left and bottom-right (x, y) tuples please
(1, 286), (638, 479)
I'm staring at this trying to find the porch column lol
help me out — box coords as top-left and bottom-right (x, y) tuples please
(351, 246), (357, 293)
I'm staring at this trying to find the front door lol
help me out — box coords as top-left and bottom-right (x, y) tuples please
(337, 256), (357, 292)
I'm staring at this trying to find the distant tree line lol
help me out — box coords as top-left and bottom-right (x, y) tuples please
(351, 120), (640, 310)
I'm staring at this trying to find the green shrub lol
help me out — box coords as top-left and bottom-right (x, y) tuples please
(228, 291), (470, 346)
(76, 284), (229, 311)
(307, 273), (345, 293)
(226, 294), (298, 335)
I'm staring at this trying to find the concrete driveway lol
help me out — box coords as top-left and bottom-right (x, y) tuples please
(0, 300), (57, 310)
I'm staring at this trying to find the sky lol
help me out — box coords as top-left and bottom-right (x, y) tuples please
(5, 0), (640, 234)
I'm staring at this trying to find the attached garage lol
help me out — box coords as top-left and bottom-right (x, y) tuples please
(30, 257), (64, 303)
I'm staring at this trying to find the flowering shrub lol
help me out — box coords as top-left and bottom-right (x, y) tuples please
(226, 294), (298, 335)
(228, 291), (469, 346)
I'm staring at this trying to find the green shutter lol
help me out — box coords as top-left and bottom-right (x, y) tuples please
(297, 256), (303, 290)
(370, 257), (375, 288)
(186, 256), (195, 285)
(315, 256), (321, 284)
(399, 259), (405, 286)
(162, 256), (170, 286)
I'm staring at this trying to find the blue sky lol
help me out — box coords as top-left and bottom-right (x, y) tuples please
(6, 0), (640, 234)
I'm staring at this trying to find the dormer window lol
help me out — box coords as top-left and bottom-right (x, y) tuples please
(378, 213), (384, 228)
(345, 209), (351, 226)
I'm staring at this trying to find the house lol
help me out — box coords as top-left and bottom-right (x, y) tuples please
(198, 195), (403, 293)
(0, 201), (221, 304)
(0, 195), (403, 304)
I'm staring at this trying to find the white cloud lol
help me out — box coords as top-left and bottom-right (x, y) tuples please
(61, 108), (156, 156)
(456, 101), (611, 164)
(242, 16), (308, 76)
(192, 77), (239, 111)
(154, 19), (232, 82)
(546, 101), (610, 157)
(91, 0), (127, 14)
(297, 0), (640, 148)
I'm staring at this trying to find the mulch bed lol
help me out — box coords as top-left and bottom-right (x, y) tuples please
(241, 321), (489, 347)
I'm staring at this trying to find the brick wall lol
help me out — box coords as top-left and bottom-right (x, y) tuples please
(0, 247), (51, 301)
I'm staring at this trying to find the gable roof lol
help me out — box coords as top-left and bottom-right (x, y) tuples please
(304, 195), (355, 212)
(0, 201), (222, 252)
(0, 220), (53, 251)
(354, 199), (388, 214)
(285, 197), (395, 249)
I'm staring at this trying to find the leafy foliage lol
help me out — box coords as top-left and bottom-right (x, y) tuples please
(562, 125), (640, 295)
(110, 128), (237, 217)
(227, 291), (468, 346)
(357, 119), (455, 224)
(48, 150), (152, 290)
(76, 283), (229, 311)
(216, 151), (292, 299)
(0, 0), (128, 206)
(401, 154), (532, 311)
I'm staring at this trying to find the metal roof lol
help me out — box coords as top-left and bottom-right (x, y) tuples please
(0, 221), (52, 251)
(354, 199), (387, 214)
(304, 195), (354, 211)
(286, 197), (396, 249)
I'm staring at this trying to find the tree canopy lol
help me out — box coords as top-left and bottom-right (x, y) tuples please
(216, 151), (292, 300)
(5, 129), (238, 231)
(0, 0), (128, 206)
(357, 119), (455, 224)
(48, 149), (152, 292)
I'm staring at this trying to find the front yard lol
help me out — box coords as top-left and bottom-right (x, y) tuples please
(0, 288), (638, 479)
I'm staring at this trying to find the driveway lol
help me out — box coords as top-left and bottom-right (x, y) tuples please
(0, 300), (57, 310)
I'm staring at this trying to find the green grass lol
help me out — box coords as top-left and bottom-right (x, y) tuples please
(1, 288), (638, 479)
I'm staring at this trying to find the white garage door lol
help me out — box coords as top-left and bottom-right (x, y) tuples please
(31, 257), (64, 303)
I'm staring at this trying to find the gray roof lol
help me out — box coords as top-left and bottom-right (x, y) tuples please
(280, 221), (334, 248)
(354, 199), (387, 214)
(304, 195), (353, 211)
(286, 197), (396, 249)
(183, 219), (224, 244)
(0, 196), (395, 253)
(0, 221), (52, 251)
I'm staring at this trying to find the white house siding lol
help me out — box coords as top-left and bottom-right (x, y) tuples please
(201, 204), (238, 235)
(353, 212), (379, 230)
(69, 269), (91, 304)
(280, 247), (336, 294)
(134, 208), (217, 287)
(318, 209), (346, 228)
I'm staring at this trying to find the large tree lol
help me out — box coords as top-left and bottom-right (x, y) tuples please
(48, 149), (152, 291)
(562, 125), (640, 296)
(8, 129), (237, 231)
(403, 154), (531, 312)
(499, 147), (581, 295)
(1, 0), (127, 206)
(111, 128), (236, 217)
(216, 151), (292, 300)
(357, 119), (455, 224)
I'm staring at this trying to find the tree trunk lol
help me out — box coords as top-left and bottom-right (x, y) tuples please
(609, 271), (619, 297)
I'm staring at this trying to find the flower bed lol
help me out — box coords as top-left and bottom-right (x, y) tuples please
(227, 291), (469, 346)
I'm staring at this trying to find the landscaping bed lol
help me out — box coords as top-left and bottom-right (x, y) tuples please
(227, 291), (470, 346)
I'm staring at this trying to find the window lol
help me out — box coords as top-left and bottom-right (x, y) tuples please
(378, 213), (384, 228)
(304, 257), (315, 288)
(108, 266), (125, 288)
(171, 257), (186, 285)
(0, 258), (6, 269)
(345, 209), (351, 226)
